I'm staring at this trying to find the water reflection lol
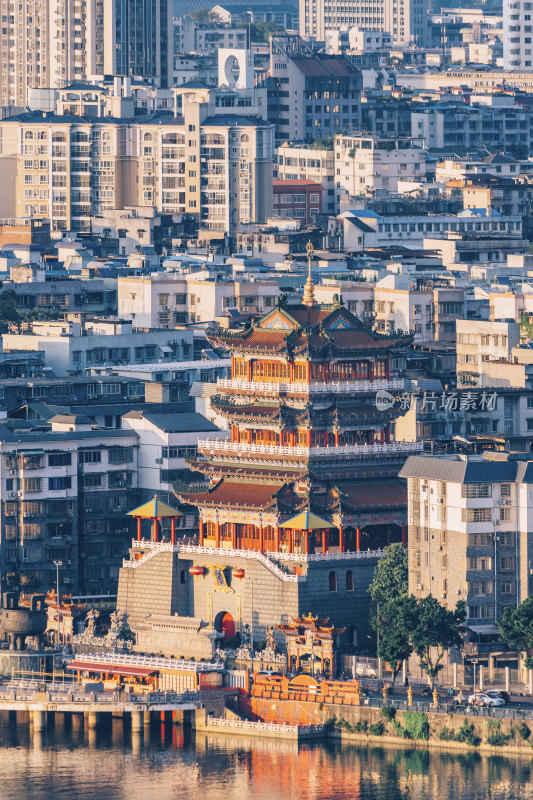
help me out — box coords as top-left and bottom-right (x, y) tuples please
(0, 713), (530, 800)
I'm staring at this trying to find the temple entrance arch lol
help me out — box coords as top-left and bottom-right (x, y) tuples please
(214, 611), (235, 642)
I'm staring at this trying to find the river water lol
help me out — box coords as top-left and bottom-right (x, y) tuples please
(0, 715), (532, 800)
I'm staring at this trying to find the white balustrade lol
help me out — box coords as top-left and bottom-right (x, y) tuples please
(197, 438), (423, 458)
(67, 651), (223, 673)
(216, 378), (406, 395)
(125, 542), (384, 574)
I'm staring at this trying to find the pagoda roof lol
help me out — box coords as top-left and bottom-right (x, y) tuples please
(175, 479), (286, 510)
(127, 497), (182, 519)
(207, 302), (412, 357)
(279, 510), (335, 530)
(338, 480), (406, 510)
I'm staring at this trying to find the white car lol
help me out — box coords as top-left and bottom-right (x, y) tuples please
(467, 692), (505, 707)
(355, 663), (378, 677)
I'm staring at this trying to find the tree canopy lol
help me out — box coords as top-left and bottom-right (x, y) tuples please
(369, 544), (410, 683)
(369, 543), (408, 610)
(410, 596), (466, 687)
(498, 597), (533, 651)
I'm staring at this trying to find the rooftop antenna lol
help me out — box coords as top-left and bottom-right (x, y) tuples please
(303, 240), (315, 307)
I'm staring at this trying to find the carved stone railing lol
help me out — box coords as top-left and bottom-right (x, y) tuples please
(197, 438), (423, 459)
(216, 378), (406, 395)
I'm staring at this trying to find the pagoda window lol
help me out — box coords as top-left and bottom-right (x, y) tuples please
(204, 521), (216, 539)
(346, 570), (354, 591)
(252, 360), (289, 382)
(330, 361), (369, 380)
(328, 571), (337, 592)
(234, 359), (247, 378)
(310, 363), (327, 381)
(374, 359), (387, 378)
(293, 363), (307, 382)
(297, 430), (309, 447)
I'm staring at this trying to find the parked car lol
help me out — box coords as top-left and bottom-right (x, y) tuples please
(355, 663), (377, 677)
(484, 690), (510, 704)
(467, 692), (505, 707)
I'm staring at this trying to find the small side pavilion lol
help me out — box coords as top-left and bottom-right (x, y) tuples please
(127, 496), (183, 544)
(279, 510), (336, 555)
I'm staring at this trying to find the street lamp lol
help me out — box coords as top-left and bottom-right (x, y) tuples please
(472, 657), (479, 704)
(53, 560), (63, 648)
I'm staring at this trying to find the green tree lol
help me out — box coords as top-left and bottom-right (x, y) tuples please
(498, 597), (533, 650)
(189, 7), (219, 23)
(369, 543), (408, 611)
(410, 596), (466, 688)
(250, 21), (283, 42)
(369, 544), (410, 683)
(0, 289), (20, 332)
(498, 598), (533, 691)
(377, 594), (417, 684)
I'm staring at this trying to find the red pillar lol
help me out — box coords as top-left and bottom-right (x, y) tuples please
(247, 429), (252, 444)
(232, 522), (237, 549)
(305, 531), (310, 555)
(356, 527), (361, 552)
(247, 360), (252, 381)
(171, 517), (176, 545)
(275, 526), (280, 552)
(136, 518), (142, 541)
(152, 518), (159, 543)
(307, 430), (312, 448)
(322, 529), (328, 554)
(289, 361), (295, 383)
(386, 358), (390, 381)
(199, 519), (204, 546)
(369, 430), (375, 445)
(380, 429), (385, 444)
(339, 525), (344, 554)
(386, 426), (391, 444)
(289, 529), (294, 553)
(334, 429), (339, 447)
(368, 361), (374, 382)
(215, 520), (221, 548)
(306, 361), (311, 383)
(259, 523), (264, 553)
(402, 524), (407, 547)
(231, 356), (235, 377)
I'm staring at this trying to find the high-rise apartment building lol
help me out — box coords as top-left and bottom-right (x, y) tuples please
(504, 0), (533, 69)
(103, 0), (172, 87)
(0, 0), (102, 107)
(0, 86), (274, 236)
(400, 452), (533, 629)
(300, 0), (428, 47)
(0, 0), (171, 108)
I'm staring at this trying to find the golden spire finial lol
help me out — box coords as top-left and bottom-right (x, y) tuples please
(303, 240), (315, 307)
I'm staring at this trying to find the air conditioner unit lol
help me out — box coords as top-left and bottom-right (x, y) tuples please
(438, 545), (443, 551)
(9, 470), (16, 475)
(495, 520), (501, 526)
(440, 593), (446, 599)
(455, 589), (461, 594)
(416, 583), (422, 590)
(155, 458), (163, 464)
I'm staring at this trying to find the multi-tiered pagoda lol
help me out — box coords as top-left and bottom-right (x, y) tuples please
(178, 285), (420, 553)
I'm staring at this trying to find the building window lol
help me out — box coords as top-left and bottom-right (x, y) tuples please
(462, 508), (492, 523)
(500, 507), (512, 522)
(462, 484), (491, 498)
(48, 453), (72, 467)
(108, 447), (133, 464)
(500, 484), (511, 497)
(180, 569), (187, 584)
(501, 581), (514, 594)
(500, 556), (515, 572)
(328, 571), (337, 592)
(79, 451), (102, 464)
(48, 477), (72, 491)
(346, 570), (354, 591)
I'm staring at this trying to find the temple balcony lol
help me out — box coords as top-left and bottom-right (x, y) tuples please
(197, 438), (423, 459)
(216, 378), (406, 395)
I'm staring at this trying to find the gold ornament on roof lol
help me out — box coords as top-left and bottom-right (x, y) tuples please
(303, 240), (315, 307)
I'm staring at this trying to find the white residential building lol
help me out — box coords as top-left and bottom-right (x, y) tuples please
(117, 273), (280, 327)
(456, 319), (521, 388)
(2, 319), (195, 377)
(300, 0), (428, 46)
(504, 0), (533, 69)
(276, 143), (336, 215)
(334, 135), (427, 204)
